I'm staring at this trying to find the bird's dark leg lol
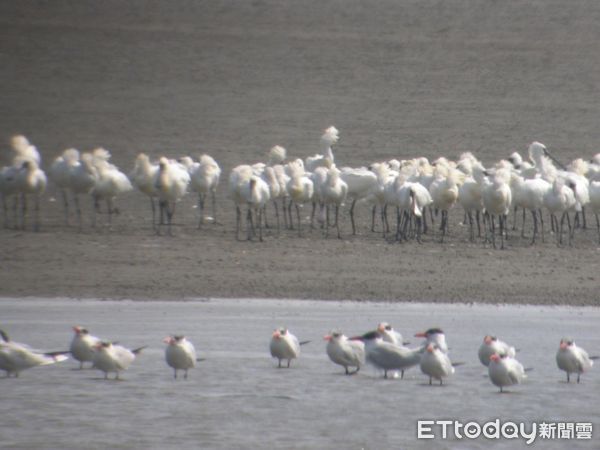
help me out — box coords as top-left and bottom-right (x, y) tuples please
(335, 205), (341, 239)
(296, 204), (302, 237)
(350, 198), (357, 235)
(371, 204), (377, 232)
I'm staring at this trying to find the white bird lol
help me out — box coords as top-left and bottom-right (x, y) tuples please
(310, 166), (328, 229)
(92, 341), (145, 380)
(49, 148), (81, 225)
(509, 173), (551, 244)
(305, 126), (339, 172)
(261, 166), (283, 232)
(155, 157), (190, 235)
(242, 175), (271, 241)
(544, 178), (577, 246)
(478, 335), (516, 367)
(482, 168), (512, 249)
(164, 335), (198, 379)
(70, 326), (102, 369)
(589, 181), (600, 244)
(69, 152), (99, 231)
(368, 162), (397, 236)
(268, 145), (287, 166)
(488, 353), (527, 393)
(10, 135), (41, 166)
(429, 165), (460, 242)
(129, 153), (160, 230)
(340, 167), (378, 235)
(286, 161), (314, 236)
(556, 338), (595, 383)
(15, 159), (47, 231)
(324, 331), (365, 375)
(420, 343), (455, 385)
(269, 328), (304, 368)
(187, 154), (221, 227)
(0, 329), (68, 377)
(321, 166), (348, 238)
(458, 162), (486, 242)
(90, 150), (133, 228)
(415, 328), (448, 354)
(354, 331), (421, 379)
(377, 322), (404, 346)
(230, 164), (254, 240)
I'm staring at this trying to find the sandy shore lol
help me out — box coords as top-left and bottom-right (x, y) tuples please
(1, 0), (599, 305)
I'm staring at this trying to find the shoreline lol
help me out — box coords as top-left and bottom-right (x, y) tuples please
(2, 295), (599, 309)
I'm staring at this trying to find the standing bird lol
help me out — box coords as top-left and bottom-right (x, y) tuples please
(458, 162), (486, 242)
(15, 159), (47, 231)
(478, 335), (516, 367)
(589, 181), (600, 243)
(482, 168), (512, 249)
(420, 343), (455, 385)
(10, 135), (41, 166)
(429, 165), (460, 242)
(187, 154), (221, 227)
(353, 331), (421, 379)
(488, 353), (527, 393)
(556, 338), (595, 383)
(129, 153), (160, 230)
(69, 153), (99, 231)
(340, 167), (378, 235)
(164, 335), (198, 379)
(155, 157), (190, 235)
(49, 148), (81, 225)
(92, 341), (145, 380)
(324, 331), (365, 375)
(91, 151), (133, 228)
(305, 126), (339, 172)
(69, 326), (102, 369)
(286, 161), (314, 236)
(269, 328), (307, 368)
(0, 329), (68, 377)
(321, 166), (348, 238)
(415, 328), (448, 354)
(544, 179), (577, 246)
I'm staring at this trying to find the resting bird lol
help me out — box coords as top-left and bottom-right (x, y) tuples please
(92, 341), (146, 380)
(0, 329), (68, 377)
(164, 335), (198, 379)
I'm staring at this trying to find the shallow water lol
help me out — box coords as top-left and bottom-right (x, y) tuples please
(1, 298), (598, 449)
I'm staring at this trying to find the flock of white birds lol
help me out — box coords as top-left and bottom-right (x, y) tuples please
(0, 325), (595, 393)
(2, 128), (600, 247)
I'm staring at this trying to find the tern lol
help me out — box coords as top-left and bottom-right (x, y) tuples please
(70, 326), (102, 369)
(270, 328), (309, 368)
(478, 335), (516, 367)
(556, 338), (596, 383)
(415, 328), (448, 354)
(377, 322), (408, 346)
(164, 335), (198, 379)
(0, 329), (68, 377)
(420, 343), (455, 385)
(324, 331), (365, 375)
(352, 331), (421, 379)
(92, 341), (146, 380)
(488, 353), (526, 393)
